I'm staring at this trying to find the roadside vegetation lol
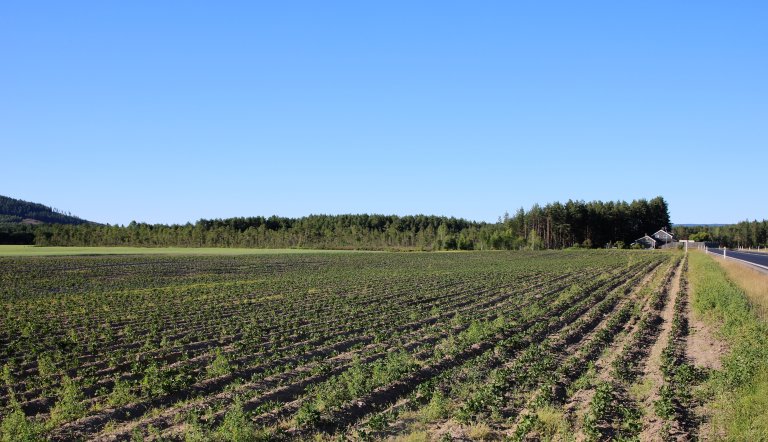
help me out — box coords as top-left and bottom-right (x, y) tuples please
(717, 259), (768, 321)
(690, 252), (768, 439)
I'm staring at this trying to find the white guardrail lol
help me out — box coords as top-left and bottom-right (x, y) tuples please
(705, 248), (768, 272)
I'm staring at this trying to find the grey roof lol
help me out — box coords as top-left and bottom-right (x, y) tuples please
(632, 235), (657, 245)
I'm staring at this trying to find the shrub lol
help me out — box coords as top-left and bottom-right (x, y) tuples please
(1, 406), (44, 442)
(49, 376), (87, 426)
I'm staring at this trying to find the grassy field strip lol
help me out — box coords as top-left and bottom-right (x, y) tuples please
(718, 258), (768, 321)
(0, 245), (364, 256)
(688, 252), (768, 438)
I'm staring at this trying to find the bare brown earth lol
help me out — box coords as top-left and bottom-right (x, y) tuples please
(685, 310), (727, 371)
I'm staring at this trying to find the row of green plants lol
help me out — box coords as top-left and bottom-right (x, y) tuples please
(50, 264), (593, 440)
(509, 255), (680, 441)
(215, 261), (645, 439)
(2, 256), (520, 404)
(349, 257), (674, 441)
(610, 256), (680, 384)
(0, 251), (670, 440)
(203, 258), (664, 440)
(653, 258), (705, 436)
(578, 256), (681, 441)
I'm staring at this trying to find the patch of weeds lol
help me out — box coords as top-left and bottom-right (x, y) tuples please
(48, 376), (87, 427)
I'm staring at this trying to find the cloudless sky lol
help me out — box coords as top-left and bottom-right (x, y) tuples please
(2, 2), (766, 225)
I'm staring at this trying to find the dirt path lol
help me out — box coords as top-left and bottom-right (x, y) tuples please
(638, 258), (684, 442)
(685, 270), (728, 441)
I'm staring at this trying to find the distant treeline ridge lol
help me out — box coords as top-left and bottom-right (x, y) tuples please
(3, 197), (675, 250)
(673, 221), (768, 248)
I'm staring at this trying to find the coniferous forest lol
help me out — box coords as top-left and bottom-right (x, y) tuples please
(6, 195), (767, 250)
(2, 196), (678, 250)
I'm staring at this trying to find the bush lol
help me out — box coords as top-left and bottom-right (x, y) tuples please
(207, 349), (232, 378)
(1, 406), (44, 441)
(214, 397), (255, 442)
(49, 376), (86, 426)
(108, 379), (137, 407)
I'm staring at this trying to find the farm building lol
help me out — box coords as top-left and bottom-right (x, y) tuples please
(631, 235), (657, 249)
(652, 229), (675, 245)
(631, 229), (676, 249)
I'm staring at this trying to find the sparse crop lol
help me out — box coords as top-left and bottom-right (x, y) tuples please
(0, 250), (674, 440)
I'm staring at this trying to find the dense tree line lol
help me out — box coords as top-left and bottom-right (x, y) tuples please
(489, 196), (670, 250)
(0, 224), (36, 245)
(31, 215), (482, 250)
(674, 220), (768, 248)
(19, 197), (671, 250)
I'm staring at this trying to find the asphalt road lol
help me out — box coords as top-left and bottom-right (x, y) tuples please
(706, 248), (768, 271)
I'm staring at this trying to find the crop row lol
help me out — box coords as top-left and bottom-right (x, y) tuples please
(315, 258), (672, 440)
(90, 264), (636, 440)
(0, 250), (673, 440)
(526, 260), (678, 440)
(654, 257), (704, 438)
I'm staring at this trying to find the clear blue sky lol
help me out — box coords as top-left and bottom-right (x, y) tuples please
(2, 2), (766, 225)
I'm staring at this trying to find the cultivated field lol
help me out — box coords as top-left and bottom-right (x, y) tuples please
(1, 250), (706, 440)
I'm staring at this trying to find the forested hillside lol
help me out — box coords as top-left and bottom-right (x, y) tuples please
(30, 197), (671, 250)
(0, 195), (88, 225)
(0, 195), (90, 244)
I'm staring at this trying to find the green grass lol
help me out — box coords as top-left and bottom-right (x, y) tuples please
(689, 251), (768, 440)
(0, 245), (366, 256)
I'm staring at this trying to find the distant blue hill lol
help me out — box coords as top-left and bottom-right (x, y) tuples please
(676, 224), (730, 227)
